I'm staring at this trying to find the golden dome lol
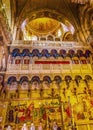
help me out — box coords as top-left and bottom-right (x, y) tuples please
(26, 17), (60, 35)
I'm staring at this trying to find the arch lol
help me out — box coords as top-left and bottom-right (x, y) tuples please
(18, 9), (77, 33)
(21, 49), (30, 57)
(12, 48), (20, 57)
(55, 37), (61, 41)
(12, 48), (20, 53)
(32, 49), (40, 57)
(75, 75), (82, 87)
(77, 50), (83, 57)
(54, 76), (62, 83)
(41, 49), (49, 57)
(85, 49), (91, 58)
(40, 36), (46, 41)
(43, 76), (51, 83)
(47, 34), (54, 41)
(20, 76), (29, 84)
(59, 49), (66, 58)
(80, 6), (93, 44)
(65, 75), (72, 81)
(68, 49), (75, 58)
(50, 49), (58, 57)
(7, 76), (17, 84)
(63, 32), (74, 41)
(75, 75), (82, 81)
(15, 7), (80, 43)
(31, 76), (40, 83)
(85, 75), (92, 80)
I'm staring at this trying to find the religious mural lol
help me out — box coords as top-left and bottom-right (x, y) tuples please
(5, 99), (61, 129)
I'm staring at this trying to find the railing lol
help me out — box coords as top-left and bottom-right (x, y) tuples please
(6, 63), (92, 74)
(11, 40), (79, 47)
(9, 40), (91, 50)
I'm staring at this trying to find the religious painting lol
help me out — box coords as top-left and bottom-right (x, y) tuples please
(6, 99), (62, 127)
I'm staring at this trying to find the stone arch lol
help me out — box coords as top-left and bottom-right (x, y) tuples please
(32, 49), (40, 57)
(81, 6), (93, 44)
(19, 76), (29, 84)
(47, 34), (54, 41)
(7, 76), (17, 84)
(63, 32), (74, 41)
(75, 75), (82, 81)
(75, 75), (82, 87)
(18, 9), (77, 30)
(41, 49), (49, 57)
(84, 49), (91, 58)
(31, 76), (40, 90)
(31, 76), (40, 83)
(50, 49), (58, 58)
(54, 75), (62, 84)
(21, 49), (30, 57)
(68, 49), (75, 58)
(43, 76), (51, 83)
(16, 9), (79, 42)
(59, 49), (66, 58)
(85, 75), (92, 80)
(65, 75), (72, 82)
(12, 48), (20, 57)
(77, 49), (84, 57)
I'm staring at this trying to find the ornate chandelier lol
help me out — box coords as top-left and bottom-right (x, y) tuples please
(71, 0), (89, 4)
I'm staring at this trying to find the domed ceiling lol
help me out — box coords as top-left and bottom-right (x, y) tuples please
(21, 17), (75, 40)
(0, 0), (92, 43)
(26, 17), (60, 35)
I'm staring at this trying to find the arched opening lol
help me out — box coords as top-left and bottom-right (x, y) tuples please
(54, 76), (62, 84)
(20, 76), (29, 84)
(20, 16), (75, 42)
(7, 76), (17, 84)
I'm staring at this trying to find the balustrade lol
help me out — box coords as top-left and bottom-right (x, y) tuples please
(12, 40), (78, 47)
(6, 62), (92, 75)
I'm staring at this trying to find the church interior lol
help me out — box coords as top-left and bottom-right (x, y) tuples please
(0, 0), (93, 130)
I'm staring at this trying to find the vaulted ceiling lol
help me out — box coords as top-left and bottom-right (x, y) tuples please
(11, 0), (79, 28)
(0, 0), (93, 44)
